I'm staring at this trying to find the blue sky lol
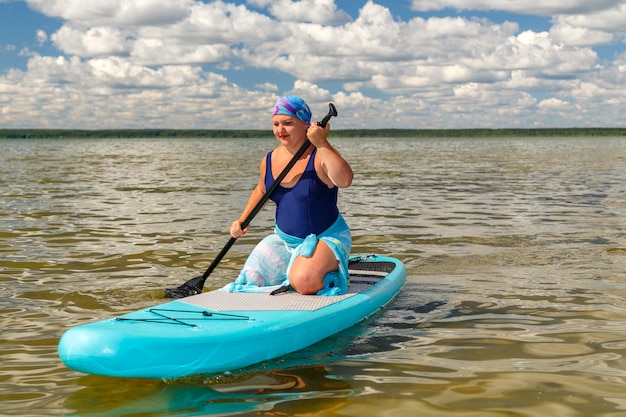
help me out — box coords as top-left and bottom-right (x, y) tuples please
(1, 0), (625, 129)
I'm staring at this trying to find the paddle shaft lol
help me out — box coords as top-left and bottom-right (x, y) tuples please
(198, 105), (337, 284)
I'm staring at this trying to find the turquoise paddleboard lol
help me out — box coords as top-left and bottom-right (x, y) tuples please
(58, 255), (406, 379)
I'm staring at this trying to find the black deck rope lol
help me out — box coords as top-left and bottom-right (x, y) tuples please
(115, 308), (250, 327)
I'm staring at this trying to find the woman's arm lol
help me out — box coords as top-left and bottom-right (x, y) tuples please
(307, 123), (353, 188)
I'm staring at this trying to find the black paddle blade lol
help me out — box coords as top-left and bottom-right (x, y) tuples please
(164, 275), (204, 298)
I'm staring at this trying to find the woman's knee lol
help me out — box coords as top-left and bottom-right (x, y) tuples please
(289, 269), (324, 295)
(289, 242), (339, 295)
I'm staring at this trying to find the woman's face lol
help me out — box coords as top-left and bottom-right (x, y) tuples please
(272, 115), (308, 148)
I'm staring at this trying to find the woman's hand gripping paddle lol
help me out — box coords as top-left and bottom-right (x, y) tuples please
(164, 103), (338, 298)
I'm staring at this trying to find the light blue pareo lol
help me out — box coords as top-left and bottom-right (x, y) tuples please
(221, 215), (351, 296)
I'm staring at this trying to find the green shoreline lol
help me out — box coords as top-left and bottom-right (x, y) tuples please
(1, 127), (625, 139)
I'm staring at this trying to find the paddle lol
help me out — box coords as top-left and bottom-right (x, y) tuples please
(164, 103), (338, 298)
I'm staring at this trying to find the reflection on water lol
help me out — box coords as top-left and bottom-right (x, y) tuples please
(1, 137), (626, 416)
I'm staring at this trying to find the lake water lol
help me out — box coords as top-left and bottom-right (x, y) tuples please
(1, 136), (625, 417)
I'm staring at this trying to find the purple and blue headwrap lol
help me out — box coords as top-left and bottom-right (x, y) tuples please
(272, 96), (312, 125)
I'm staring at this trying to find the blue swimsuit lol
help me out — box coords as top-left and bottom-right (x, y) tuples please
(265, 148), (339, 238)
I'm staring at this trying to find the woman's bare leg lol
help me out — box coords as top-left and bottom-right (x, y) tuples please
(289, 241), (338, 295)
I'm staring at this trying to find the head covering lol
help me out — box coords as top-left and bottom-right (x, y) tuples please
(272, 96), (312, 125)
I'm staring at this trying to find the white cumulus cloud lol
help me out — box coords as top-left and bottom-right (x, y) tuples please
(0, 0), (624, 129)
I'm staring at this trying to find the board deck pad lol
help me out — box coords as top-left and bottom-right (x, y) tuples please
(181, 291), (352, 312)
(181, 258), (398, 312)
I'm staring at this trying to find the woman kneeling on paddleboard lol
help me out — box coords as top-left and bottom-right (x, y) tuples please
(224, 96), (353, 295)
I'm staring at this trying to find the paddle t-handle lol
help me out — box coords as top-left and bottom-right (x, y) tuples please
(164, 103), (338, 298)
(317, 103), (337, 128)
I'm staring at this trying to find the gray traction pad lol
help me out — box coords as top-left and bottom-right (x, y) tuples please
(181, 291), (355, 312)
(180, 261), (393, 312)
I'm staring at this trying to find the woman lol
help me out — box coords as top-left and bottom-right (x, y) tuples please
(225, 96), (353, 295)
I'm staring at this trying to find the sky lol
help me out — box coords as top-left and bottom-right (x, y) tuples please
(0, 0), (625, 130)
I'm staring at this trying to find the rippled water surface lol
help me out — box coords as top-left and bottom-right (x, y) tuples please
(2, 136), (626, 416)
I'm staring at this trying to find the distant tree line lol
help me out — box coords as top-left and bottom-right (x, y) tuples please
(332, 128), (626, 137)
(1, 127), (625, 139)
(0, 129), (274, 139)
